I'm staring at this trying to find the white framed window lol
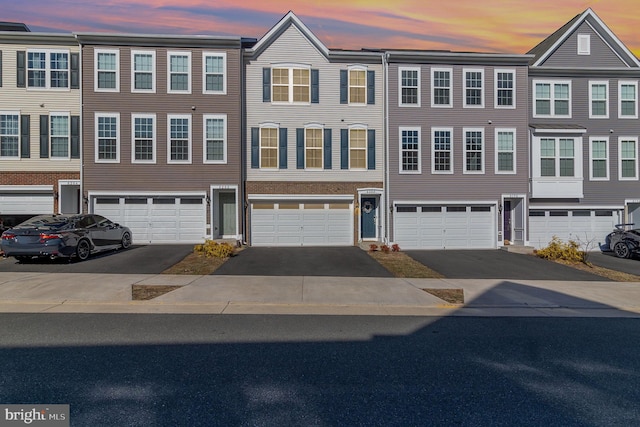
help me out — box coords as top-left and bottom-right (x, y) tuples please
(167, 114), (191, 164)
(50, 113), (70, 159)
(619, 137), (638, 180)
(464, 69), (484, 108)
(272, 66), (310, 103)
(431, 68), (451, 107)
(203, 114), (227, 164)
(534, 80), (571, 117)
(399, 67), (420, 107)
(589, 81), (608, 118)
(589, 137), (609, 180)
(95, 113), (119, 163)
(304, 126), (323, 169)
(167, 51), (191, 94)
(349, 127), (367, 170)
(399, 127), (421, 174)
(27, 50), (70, 90)
(463, 128), (484, 174)
(495, 129), (516, 174)
(203, 52), (226, 94)
(540, 137), (576, 177)
(132, 114), (156, 164)
(432, 127), (453, 174)
(131, 50), (155, 93)
(260, 126), (279, 169)
(578, 34), (591, 55)
(349, 67), (367, 105)
(495, 69), (515, 108)
(95, 49), (119, 92)
(0, 113), (20, 159)
(619, 81), (638, 118)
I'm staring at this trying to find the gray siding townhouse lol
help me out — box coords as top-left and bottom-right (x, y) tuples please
(386, 51), (532, 249)
(76, 33), (250, 244)
(0, 28), (81, 228)
(527, 8), (640, 248)
(244, 12), (385, 246)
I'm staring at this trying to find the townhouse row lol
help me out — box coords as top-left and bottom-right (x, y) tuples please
(1, 8), (639, 250)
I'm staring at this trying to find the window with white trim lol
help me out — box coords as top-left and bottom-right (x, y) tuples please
(272, 67), (310, 103)
(349, 68), (366, 104)
(399, 67), (420, 106)
(95, 49), (119, 92)
(589, 137), (609, 180)
(27, 50), (69, 89)
(168, 52), (191, 93)
(464, 69), (483, 107)
(400, 127), (420, 174)
(534, 80), (571, 117)
(304, 127), (323, 169)
(464, 128), (484, 173)
(131, 50), (155, 92)
(203, 52), (226, 94)
(132, 114), (155, 163)
(619, 81), (638, 118)
(589, 81), (608, 118)
(619, 137), (638, 180)
(431, 68), (451, 107)
(349, 128), (366, 169)
(495, 129), (516, 174)
(203, 114), (226, 163)
(260, 126), (278, 169)
(50, 114), (70, 159)
(167, 114), (191, 163)
(95, 113), (119, 163)
(432, 128), (452, 173)
(495, 69), (514, 108)
(0, 113), (19, 158)
(540, 137), (575, 177)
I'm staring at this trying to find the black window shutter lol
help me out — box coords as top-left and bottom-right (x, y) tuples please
(251, 127), (259, 168)
(20, 115), (30, 158)
(339, 70), (348, 104)
(367, 129), (375, 170)
(70, 53), (79, 89)
(39, 115), (49, 158)
(70, 115), (80, 158)
(311, 69), (319, 103)
(323, 128), (332, 169)
(279, 128), (287, 169)
(340, 129), (348, 169)
(367, 70), (375, 105)
(0, 50), (3, 87)
(296, 128), (304, 169)
(262, 68), (271, 102)
(17, 51), (26, 88)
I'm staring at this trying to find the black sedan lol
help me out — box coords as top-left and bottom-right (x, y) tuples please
(1, 214), (132, 262)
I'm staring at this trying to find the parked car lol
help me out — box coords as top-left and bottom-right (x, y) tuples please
(607, 223), (640, 259)
(1, 214), (132, 262)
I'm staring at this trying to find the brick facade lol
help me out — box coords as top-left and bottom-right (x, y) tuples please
(0, 172), (80, 186)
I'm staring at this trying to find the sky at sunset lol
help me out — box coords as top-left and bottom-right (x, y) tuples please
(3, 0), (640, 56)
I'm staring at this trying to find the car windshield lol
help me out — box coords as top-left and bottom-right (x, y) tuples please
(13, 216), (73, 231)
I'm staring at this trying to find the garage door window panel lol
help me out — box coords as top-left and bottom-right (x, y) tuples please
(132, 114), (155, 163)
(0, 113), (19, 158)
(168, 115), (191, 164)
(96, 113), (119, 163)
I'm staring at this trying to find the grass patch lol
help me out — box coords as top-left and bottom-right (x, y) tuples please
(132, 285), (183, 301)
(369, 251), (444, 278)
(552, 258), (640, 282)
(162, 252), (228, 275)
(423, 288), (464, 304)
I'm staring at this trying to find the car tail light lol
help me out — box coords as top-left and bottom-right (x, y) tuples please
(39, 233), (63, 242)
(1, 233), (16, 241)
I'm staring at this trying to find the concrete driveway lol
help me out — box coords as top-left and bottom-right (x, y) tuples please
(589, 251), (640, 276)
(0, 244), (194, 274)
(406, 249), (608, 281)
(214, 247), (393, 277)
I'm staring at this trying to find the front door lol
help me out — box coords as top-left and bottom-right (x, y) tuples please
(503, 200), (512, 242)
(361, 197), (377, 240)
(219, 192), (236, 237)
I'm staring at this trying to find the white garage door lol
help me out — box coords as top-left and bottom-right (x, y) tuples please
(94, 196), (206, 244)
(0, 193), (53, 215)
(529, 209), (621, 249)
(394, 204), (496, 249)
(251, 201), (353, 246)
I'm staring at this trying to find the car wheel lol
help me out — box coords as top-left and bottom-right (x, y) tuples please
(75, 239), (91, 261)
(121, 232), (132, 249)
(614, 242), (631, 259)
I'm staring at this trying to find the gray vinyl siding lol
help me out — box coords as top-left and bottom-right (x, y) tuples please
(245, 24), (384, 182)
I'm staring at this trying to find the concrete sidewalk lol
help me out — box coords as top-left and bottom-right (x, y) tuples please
(1, 272), (640, 317)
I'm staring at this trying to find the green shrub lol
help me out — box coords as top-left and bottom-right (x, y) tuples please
(535, 236), (586, 263)
(194, 240), (235, 258)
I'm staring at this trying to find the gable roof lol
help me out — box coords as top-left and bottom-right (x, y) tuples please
(528, 8), (640, 68)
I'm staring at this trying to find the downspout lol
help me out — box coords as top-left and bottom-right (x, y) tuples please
(75, 34), (84, 214)
(383, 51), (390, 244)
(240, 44), (248, 245)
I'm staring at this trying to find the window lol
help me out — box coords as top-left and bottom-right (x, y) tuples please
(203, 115), (226, 163)
(464, 128), (484, 173)
(619, 137), (638, 180)
(589, 137), (609, 180)
(27, 50), (69, 89)
(168, 52), (191, 93)
(495, 129), (516, 174)
(400, 67), (420, 106)
(203, 52), (226, 94)
(590, 81), (608, 118)
(431, 68), (451, 107)
(0, 113), (19, 158)
(464, 69), (483, 107)
(540, 138), (575, 177)
(432, 128), (452, 173)
(619, 81), (638, 118)
(305, 127), (322, 169)
(400, 127), (420, 173)
(272, 67), (310, 103)
(131, 51), (155, 92)
(495, 70), (514, 108)
(260, 127), (278, 169)
(349, 128), (366, 169)
(349, 68), (366, 104)
(132, 114), (155, 163)
(167, 115), (191, 163)
(50, 114), (69, 159)
(578, 34), (590, 55)
(95, 49), (118, 92)
(534, 81), (571, 117)
(95, 113), (119, 163)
